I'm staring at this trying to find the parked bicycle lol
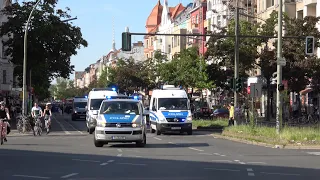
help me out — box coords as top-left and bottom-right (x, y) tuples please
(16, 115), (33, 133)
(44, 115), (51, 134)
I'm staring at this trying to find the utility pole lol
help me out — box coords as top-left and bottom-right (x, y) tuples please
(276, 0), (283, 134)
(23, 0), (41, 115)
(234, 0), (240, 125)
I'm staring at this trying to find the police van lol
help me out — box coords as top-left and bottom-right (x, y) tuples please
(86, 88), (118, 134)
(72, 96), (88, 121)
(149, 85), (192, 135)
(94, 95), (147, 147)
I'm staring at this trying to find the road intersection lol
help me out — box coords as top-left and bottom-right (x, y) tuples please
(1, 113), (319, 180)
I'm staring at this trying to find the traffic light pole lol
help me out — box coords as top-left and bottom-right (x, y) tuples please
(234, 0), (240, 125)
(276, 0), (283, 134)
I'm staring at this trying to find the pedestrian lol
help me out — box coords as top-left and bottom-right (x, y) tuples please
(228, 102), (234, 126)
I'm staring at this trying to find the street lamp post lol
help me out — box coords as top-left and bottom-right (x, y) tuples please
(23, 0), (41, 115)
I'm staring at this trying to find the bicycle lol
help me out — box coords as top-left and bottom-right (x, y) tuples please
(0, 118), (8, 145)
(33, 115), (42, 136)
(44, 115), (51, 134)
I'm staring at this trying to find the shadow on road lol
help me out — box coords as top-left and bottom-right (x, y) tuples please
(0, 148), (319, 180)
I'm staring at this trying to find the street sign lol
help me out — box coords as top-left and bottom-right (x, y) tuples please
(249, 83), (262, 98)
(277, 57), (286, 66)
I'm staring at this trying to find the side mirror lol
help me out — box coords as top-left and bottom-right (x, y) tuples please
(93, 110), (98, 115)
(152, 106), (156, 111)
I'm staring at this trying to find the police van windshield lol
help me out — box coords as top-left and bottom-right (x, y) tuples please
(90, 99), (104, 110)
(100, 101), (140, 115)
(158, 98), (189, 110)
(74, 102), (87, 108)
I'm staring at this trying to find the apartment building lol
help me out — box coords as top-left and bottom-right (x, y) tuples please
(0, 0), (14, 97)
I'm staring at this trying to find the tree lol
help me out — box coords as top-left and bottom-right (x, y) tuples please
(49, 78), (84, 99)
(205, 20), (263, 88)
(159, 47), (213, 90)
(0, 0), (88, 97)
(108, 58), (149, 94)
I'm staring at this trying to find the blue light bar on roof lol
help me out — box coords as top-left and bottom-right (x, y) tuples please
(112, 87), (116, 91)
(84, 96), (88, 98)
(106, 96), (111, 99)
(133, 96), (138, 100)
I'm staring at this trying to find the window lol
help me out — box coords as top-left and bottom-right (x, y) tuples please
(217, 15), (221, 27)
(172, 37), (174, 47)
(196, 14), (199, 24)
(3, 70), (7, 84)
(146, 54), (149, 59)
(146, 40), (149, 47)
(158, 98), (189, 110)
(177, 37), (180, 46)
(1, 42), (5, 58)
(168, 45), (171, 54)
(151, 52), (153, 58)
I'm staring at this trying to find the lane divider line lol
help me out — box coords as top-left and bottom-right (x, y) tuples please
(188, 147), (204, 152)
(63, 119), (83, 134)
(13, 175), (50, 179)
(100, 163), (108, 166)
(204, 168), (241, 172)
(52, 116), (70, 134)
(117, 162), (146, 166)
(117, 154), (123, 157)
(247, 168), (255, 176)
(154, 137), (162, 140)
(117, 149), (123, 152)
(211, 160), (233, 163)
(107, 160), (115, 163)
(72, 159), (100, 163)
(260, 172), (301, 176)
(61, 173), (79, 179)
(199, 152), (213, 155)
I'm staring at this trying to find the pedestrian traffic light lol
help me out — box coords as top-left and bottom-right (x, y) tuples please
(122, 32), (131, 51)
(235, 78), (243, 93)
(227, 78), (234, 91)
(305, 36), (314, 55)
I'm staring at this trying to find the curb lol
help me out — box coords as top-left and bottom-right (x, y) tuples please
(211, 134), (320, 150)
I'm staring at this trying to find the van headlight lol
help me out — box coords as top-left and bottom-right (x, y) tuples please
(132, 122), (142, 128)
(186, 115), (192, 123)
(96, 120), (106, 127)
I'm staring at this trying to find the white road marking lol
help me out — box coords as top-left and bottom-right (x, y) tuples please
(199, 152), (213, 155)
(13, 175), (50, 179)
(52, 116), (70, 134)
(63, 120), (83, 134)
(247, 162), (266, 165)
(239, 162), (246, 164)
(188, 147), (204, 152)
(117, 149), (123, 152)
(61, 173), (79, 179)
(220, 154), (226, 157)
(72, 159), (100, 163)
(117, 162), (146, 166)
(117, 154), (123, 157)
(154, 137), (162, 140)
(260, 172), (301, 176)
(211, 160), (233, 163)
(234, 160), (240, 162)
(307, 152), (320, 155)
(107, 160), (115, 163)
(168, 142), (175, 144)
(213, 153), (221, 156)
(100, 163), (108, 166)
(204, 168), (241, 172)
(247, 168), (255, 176)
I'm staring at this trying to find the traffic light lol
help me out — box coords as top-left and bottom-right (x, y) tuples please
(122, 32), (131, 51)
(305, 36), (314, 55)
(227, 78), (234, 91)
(235, 78), (243, 93)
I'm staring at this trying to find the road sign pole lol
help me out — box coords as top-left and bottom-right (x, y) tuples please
(276, 0), (283, 134)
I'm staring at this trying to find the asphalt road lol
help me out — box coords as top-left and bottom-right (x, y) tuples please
(1, 113), (320, 180)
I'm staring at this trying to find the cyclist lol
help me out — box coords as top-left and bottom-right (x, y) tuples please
(42, 104), (52, 134)
(0, 101), (11, 142)
(31, 103), (42, 134)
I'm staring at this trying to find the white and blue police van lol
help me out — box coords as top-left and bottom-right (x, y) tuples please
(94, 95), (147, 147)
(149, 85), (192, 135)
(86, 88), (118, 134)
(72, 96), (88, 121)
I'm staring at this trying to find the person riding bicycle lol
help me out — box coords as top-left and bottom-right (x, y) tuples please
(0, 101), (11, 142)
(31, 103), (43, 131)
(42, 104), (52, 134)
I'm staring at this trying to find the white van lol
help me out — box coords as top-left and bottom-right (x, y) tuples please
(86, 88), (118, 134)
(72, 96), (88, 121)
(149, 85), (192, 135)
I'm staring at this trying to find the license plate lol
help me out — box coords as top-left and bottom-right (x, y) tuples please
(171, 127), (181, 130)
(112, 136), (126, 140)
(80, 116), (85, 118)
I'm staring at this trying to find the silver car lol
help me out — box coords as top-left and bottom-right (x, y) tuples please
(94, 98), (147, 147)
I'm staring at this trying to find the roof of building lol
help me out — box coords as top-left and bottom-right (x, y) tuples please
(146, 0), (163, 29)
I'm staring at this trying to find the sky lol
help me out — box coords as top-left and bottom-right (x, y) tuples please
(52, 0), (192, 81)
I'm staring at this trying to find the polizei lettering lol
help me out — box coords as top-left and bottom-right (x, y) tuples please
(168, 113), (183, 116)
(109, 116), (129, 119)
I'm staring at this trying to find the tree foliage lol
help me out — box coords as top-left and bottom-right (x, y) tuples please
(159, 47), (213, 89)
(49, 78), (86, 99)
(0, 0), (87, 97)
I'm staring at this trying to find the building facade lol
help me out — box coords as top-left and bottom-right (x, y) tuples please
(0, 0), (14, 97)
(190, 0), (207, 55)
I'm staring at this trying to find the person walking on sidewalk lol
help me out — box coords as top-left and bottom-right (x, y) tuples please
(228, 102), (235, 126)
